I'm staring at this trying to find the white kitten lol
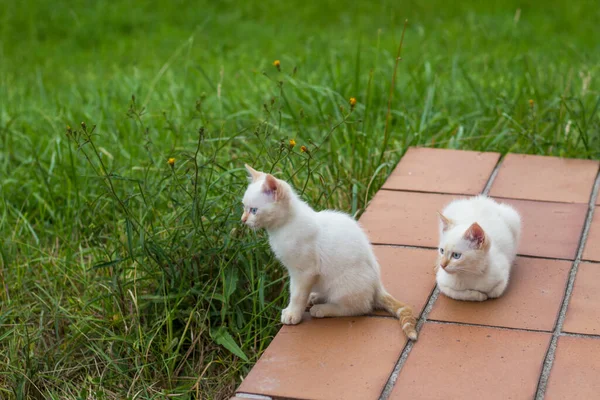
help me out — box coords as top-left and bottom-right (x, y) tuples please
(241, 165), (418, 340)
(436, 195), (521, 301)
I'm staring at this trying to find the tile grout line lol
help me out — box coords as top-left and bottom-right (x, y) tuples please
(426, 319), (552, 334)
(377, 157), (504, 400)
(390, 317), (600, 340)
(378, 312), (600, 338)
(380, 188), (594, 206)
(372, 242), (579, 263)
(534, 169), (600, 400)
(377, 288), (440, 400)
(481, 154), (504, 194)
(560, 331), (600, 340)
(578, 258), (600, 264)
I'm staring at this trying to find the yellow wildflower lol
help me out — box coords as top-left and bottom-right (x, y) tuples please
(349, 97), (357, 108)
(300, 145), (308, 153)
(289, 139), (296, 148)
(168, 158), (175, 167)
(529, 99), (534, 107)
(273, 59), (281, 71)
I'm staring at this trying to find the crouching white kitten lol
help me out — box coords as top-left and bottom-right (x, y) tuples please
(436, 195), (521, 301)
(241, 165), (418, 340)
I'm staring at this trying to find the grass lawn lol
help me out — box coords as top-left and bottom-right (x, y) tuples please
(1, 0), (599, 398)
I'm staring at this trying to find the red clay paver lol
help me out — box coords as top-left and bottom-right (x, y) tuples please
(489, 153), (599, 203)
(360, 191), (460, 247)
(375, 246), (437, 316)
(562, 262), (600, 335)
(545, 336), (600, 400)
(429, 257), (571, 331)
(389, 323), (551, 400)
(582, 211), (600, 261)
(238, 314), (406, 400)
(495, 198), (587, 260)
(382, 147), (499, 195)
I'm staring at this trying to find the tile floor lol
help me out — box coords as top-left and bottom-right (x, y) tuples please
(232, 148), (600, 400)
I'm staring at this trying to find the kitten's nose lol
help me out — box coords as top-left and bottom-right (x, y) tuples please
(440, 261), (449, 269)
(241, 212), (248, 223)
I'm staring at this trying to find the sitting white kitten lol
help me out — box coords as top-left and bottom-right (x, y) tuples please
(241, 165), (418, 340)
(436, 195), (521, 302)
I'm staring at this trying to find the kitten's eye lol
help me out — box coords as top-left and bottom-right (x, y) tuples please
(250, 208), (258, 215)
(452, 252), (461, 259)
(439, 248), (444, 255)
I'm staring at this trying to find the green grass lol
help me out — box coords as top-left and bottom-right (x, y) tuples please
(1, 0), (599, 398)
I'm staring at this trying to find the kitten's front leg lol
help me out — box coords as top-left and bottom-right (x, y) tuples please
(281, 271), (318, 325)
(439, 285), (488, 302)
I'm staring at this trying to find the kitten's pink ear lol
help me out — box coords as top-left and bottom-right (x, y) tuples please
(263, 174), (280, 200)
(438, 212), (453, 231)
(464, 222), (487, 249)
(245, 164), (262, 182)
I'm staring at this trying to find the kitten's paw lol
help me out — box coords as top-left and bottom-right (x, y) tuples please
(472, 291), (488, 301)
(309, 304), (326, 318)
(307, 292), (323, 307)
(281, 308), (303, 325)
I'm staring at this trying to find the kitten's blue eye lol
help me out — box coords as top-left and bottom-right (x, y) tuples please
(452, 252), (461, 259)
(439, 248), (444, 255)
(250, 208), (258, 215)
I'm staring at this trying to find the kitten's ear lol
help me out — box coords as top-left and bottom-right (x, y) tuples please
(263, 174), (280, 200)
(464, 222), (487, 249)
(437, 212), (453, 232)
(244, 164), (262, 182)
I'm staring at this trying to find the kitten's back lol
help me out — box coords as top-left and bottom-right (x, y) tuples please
(315, 210), (372, 250)
(496, 202), (521, 242)
(443, 195), (521, 253)
(314, 210), (377, 270)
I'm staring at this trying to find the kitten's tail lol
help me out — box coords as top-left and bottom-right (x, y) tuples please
(376, 290), (418, 341)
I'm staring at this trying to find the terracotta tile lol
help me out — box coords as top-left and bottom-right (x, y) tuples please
(374, 246), (437, 316)
(545, 336), (600, 400)
(582, 211), (600, 262)
(238, 315), (405, 400)
(360, 191), (460, 247)
(390, 323), (551, 400)
(495, 198), (587, 259)
(382, 147), (499, 195)
(489, 153), (598, 203)
(562, 262), (600, 335)
(429, 257), (570, 331)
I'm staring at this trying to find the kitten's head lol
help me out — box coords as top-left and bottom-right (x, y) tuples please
(241, 164), (292, 229)
(436, 212), (490, 274)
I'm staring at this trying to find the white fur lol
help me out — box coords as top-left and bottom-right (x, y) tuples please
(241, 170), (386, 324)
(436, 195), (521, 301)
